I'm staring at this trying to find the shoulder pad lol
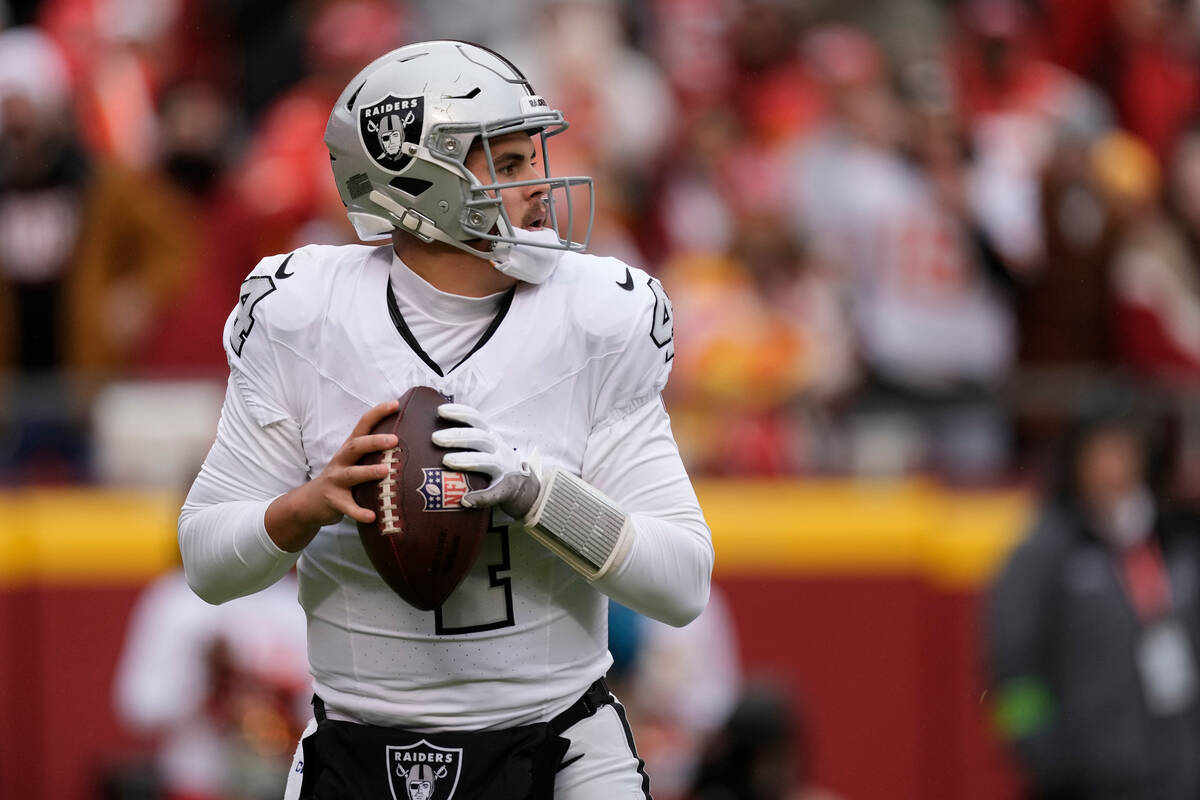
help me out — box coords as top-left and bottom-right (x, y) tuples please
(550, 253), (675, 425)
(225, 244), (378, 359)
(554, 254), (672, 351)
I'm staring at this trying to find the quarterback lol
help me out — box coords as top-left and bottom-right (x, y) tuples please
(179, 40), (713, 800)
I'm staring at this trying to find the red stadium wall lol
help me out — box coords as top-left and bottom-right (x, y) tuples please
(716, 577), (1023, 799)
(0, 482), (1030, 800)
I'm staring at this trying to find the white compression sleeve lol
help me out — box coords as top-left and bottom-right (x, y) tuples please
(178, 380), (306, 604)
(578, 396), (714, 627)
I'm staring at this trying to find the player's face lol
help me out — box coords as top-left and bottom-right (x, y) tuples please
(466, 132), (548, 231)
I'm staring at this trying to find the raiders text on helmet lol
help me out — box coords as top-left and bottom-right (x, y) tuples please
(325, 40), (593, 260)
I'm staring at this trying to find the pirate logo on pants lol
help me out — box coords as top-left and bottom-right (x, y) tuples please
(359, 94), (424, 174)
(386, 741), (462, 800)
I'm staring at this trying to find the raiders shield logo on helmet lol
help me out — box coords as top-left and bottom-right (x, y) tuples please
(386, 741), (463, 800)
(359, 94), (424, 173)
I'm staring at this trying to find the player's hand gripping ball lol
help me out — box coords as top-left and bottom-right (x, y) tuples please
(352, 386), (491, 610)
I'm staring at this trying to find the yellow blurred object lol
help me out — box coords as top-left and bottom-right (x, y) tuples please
(0, 489), (179, 584)
(0, 483), (1030, 590)
(1091, 130), (1162, 205)
(662, 252), (813, 410)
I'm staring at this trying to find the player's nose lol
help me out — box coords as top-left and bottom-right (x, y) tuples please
(523, 179), (547, 204)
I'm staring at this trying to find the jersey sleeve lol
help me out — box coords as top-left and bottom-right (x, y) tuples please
(581, 394), (713, 626)
(222, 252), (297, 427)
(180, 252), (313, 604)
(179, 377), (307, 604)
(589, 266), (676, 431)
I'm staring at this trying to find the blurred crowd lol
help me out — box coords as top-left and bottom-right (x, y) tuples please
(2, 0), (1200, 489)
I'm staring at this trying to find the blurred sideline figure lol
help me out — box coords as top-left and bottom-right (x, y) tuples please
(986, 390), (1200, 799)
(113, 566), (309, 800)
(0, 26), (184, 481)
(608, 587), (743, 800)
(688, 683), (845, 800)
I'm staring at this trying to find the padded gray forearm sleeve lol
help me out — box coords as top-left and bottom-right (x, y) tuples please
(522, 468), (633, 579)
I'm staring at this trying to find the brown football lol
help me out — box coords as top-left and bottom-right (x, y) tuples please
(352, 386), (491, 610)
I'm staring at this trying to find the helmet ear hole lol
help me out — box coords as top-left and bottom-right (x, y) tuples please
(389, 176), (433, 196)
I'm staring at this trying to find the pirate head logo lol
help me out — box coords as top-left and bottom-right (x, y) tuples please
(359, 94), (425, 173)
(386, 741), (462, 800)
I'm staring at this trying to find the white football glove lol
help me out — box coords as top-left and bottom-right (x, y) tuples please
(433, 404), (541, 518)
(435, 403), (633, 581)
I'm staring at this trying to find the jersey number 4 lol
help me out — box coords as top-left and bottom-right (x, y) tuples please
(230, 275), (277, 357)
(647, 278), (675, 362)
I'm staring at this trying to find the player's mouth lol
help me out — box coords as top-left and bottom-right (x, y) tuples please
(524, 214), (546, 230)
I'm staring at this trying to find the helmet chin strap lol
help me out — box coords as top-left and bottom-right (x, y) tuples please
(370, 189), (492, 259)
(491, 228), (565, 284)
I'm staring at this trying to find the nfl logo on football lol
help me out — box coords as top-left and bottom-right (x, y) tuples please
(418, 468), (469, 511)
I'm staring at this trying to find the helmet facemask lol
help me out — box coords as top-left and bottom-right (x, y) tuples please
(438, 118), (593, 260)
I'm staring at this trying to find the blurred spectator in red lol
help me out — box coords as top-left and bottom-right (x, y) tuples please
(38, 0), (168, 167)
(952, 0), (1105, 125)
(652, 106), (743, 259)
(785, 23), (892, 264)
(952, 0), (1113, 276)
(652, 5), (831, 266)
(728, 1), (825, 149)
(1103, 130), (1200, 382)
(1019, 128), (1122, 368)
(0, 27), (184, 481)
(646, 1), (829, 265)
(789, 26), (1015, 477)
(1109, 0), (1200, 165)
(651, 0), (739, 112)
(663, 213), (855, 475)
(1040, 0), (1121, 80)
(232, 0), (405, 257)
(37, 0), (242, 168)
(132, 80), (259, 376)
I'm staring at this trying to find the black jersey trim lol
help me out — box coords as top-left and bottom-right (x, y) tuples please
(386, 279), (516, 377)
(448, 286), (515, 373)
(387, 279), (444, 376)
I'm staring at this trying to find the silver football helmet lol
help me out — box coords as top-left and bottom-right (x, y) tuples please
(325, 40), (593, 259)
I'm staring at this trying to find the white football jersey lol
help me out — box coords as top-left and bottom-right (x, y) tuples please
(210, 242), (694, 731)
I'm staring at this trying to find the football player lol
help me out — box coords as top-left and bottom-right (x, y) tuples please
(179, 40), (713, 800)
